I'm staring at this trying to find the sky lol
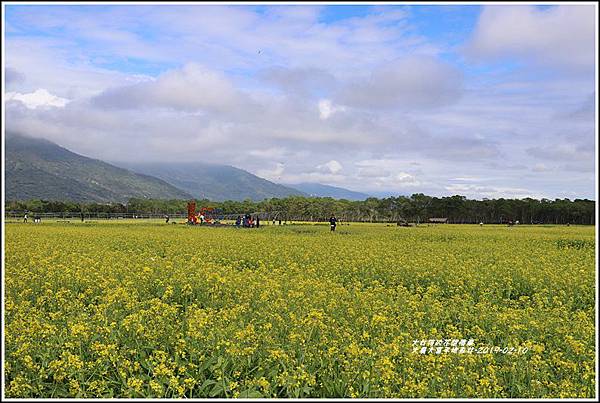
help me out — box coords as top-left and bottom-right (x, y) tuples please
(3, 3), (597, 199)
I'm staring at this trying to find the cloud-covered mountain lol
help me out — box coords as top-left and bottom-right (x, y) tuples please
(5, 134), (193, 202)
(287, 183), (370, 201)
(111, 162), (306, 202)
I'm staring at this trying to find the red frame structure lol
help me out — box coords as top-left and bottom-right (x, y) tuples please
(187, 201), (197, 224)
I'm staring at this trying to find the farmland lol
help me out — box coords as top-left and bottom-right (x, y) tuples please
(3, 221), (596, 398)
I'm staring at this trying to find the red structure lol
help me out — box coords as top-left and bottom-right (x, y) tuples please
(187, 201), (197, 224)
(187, 202), (224, 225)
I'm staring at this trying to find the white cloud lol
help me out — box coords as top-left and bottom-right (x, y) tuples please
(466, 5), (596, 71)
(532, 163), (550, 172)
(5, 37), (137, 99)
(6, 89), (70, 109)
(318, 99), (345, 119)
(526, 144), (593, 162)
(260, 67), (337, 96)
(5, 5), (424, 79)
(5, 67), (25, 89)
(336, 55), (463, 109)
(451, 176), (482, 182)
(353, 159), (421, 189)
(444, 183), (547, 200)
(92, 63), (240, 112)
(247, 147), (289, 159)
(256, 162), (285, 181)
(317, 160), (343, 174)
(395, 172), (418, 183)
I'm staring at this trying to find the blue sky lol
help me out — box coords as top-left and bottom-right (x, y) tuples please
(4, 3), (597, 199)
(5, 4), (483, 76)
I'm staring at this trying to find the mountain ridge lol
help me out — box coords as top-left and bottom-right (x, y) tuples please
(112, 161), (306, 202)
(5, 134), (193, 202)
(287, 182), (370, 201)
(6, 134), (374, 203)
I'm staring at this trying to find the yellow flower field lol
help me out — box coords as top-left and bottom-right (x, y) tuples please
(4, 221), (596, 398)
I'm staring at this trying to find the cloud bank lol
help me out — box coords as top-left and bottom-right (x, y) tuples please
(4, 4), (596, 199)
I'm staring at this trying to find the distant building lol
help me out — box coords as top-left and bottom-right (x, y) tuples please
(428, 217), (448, 224)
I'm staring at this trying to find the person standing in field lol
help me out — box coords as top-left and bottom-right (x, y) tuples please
(329, 215), (337, 232)
(256, 216), (260, 228)
(165, 214), (170, 223)
(23, 213), (28, 223)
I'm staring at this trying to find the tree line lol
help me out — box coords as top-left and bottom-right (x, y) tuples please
(5, 194), (595, 225)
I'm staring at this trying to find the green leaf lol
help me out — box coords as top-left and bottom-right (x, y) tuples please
(239, 389), (263, 398)
(197, 379), (217, 394)
(209, 383), (224, 397)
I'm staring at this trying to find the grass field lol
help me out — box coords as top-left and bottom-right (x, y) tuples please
(3, 221), (596, 398)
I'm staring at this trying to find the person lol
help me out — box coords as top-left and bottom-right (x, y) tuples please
(199, 214), (205, 224)
(34, 215), (41, 223)
(329, 215), (337, 232)
(256, 216), (260, 228)
(81, 212), (85, 222)
(235, 215), (241, 227)
(272, 219), (275, 225)
(479, 222), (483, 227)
(278, 219), (282, 225)
(165, 214), (170, 223)
(23, 213), (28, 223)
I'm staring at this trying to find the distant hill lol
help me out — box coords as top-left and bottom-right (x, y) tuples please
(288, 182), (370, 200)
(113, 162), (306, 202)
(5, 134), (193, 202)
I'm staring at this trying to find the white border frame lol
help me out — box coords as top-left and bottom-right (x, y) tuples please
(1, 1), (598, 401)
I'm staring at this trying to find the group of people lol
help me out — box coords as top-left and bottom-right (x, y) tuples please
(23, 213), (42, 223)
(236, 214), (260, 228)
(185, 213), (209, 225)
(20, 211), (340, 229)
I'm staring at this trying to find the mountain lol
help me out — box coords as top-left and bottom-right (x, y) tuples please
(287, 182), (370, 201)
(5, 134), (193, 202)
(113, 162), (306, 202)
